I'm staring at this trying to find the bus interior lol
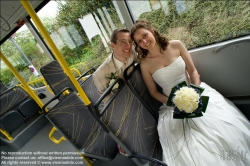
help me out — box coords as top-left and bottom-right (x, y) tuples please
(0, 0), (249, 166)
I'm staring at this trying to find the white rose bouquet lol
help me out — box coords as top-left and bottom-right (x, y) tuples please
(167, 81), (209, 119)
(173, 87), (199, 113)
(106, 72), (119, 90)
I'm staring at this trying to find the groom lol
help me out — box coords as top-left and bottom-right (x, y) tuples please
(93, 28), (137, 98)
(92, 28), (137, 156)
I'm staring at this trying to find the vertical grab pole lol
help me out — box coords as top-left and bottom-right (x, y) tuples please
(20, 0), (91, 106)
(0, 51), (44, 108)
(20, 1), (93, 166)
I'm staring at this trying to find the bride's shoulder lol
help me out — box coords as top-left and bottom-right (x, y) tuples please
(140, 59), (150, 70)
(139, 59), (147, 66)
(169, 40), (183, 47)
(169, 40), (185, 50)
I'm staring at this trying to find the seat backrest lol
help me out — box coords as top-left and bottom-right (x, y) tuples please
(40, 61), (76, 97)
(18, 98), (40, 119)
(80, 75), (101, 104)
(0, 86), (41, 136)
(0, 81), (8, 93)
(42, 89), (118, 160)
(124, 63), (162, 119)
(99, 82), (163, 166)
(0, 110), (26, 134)
(0, 86), (29, 116)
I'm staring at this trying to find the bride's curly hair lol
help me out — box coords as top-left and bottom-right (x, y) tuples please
(130, 20), (169, 59)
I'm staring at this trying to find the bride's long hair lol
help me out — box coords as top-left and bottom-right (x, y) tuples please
(130, 20), (169, 59)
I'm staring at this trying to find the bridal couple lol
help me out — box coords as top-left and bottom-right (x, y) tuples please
(93, 20), (250, 166)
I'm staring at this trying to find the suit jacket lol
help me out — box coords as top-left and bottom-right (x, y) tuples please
(93, 50), (137, 95)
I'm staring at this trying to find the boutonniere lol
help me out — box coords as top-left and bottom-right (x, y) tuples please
(106, 72), (119, 90)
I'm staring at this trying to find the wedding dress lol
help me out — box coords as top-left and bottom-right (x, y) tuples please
(152, 56), (250, 166)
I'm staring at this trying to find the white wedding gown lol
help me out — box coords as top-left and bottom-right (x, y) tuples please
(152, 56), (250, 166)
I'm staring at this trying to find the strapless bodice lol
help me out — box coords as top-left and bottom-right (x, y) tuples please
(152, 56), (189, 96)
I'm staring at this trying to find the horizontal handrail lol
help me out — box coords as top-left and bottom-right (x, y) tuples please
(27, 77), (54, 94)
(42, 87), (74, 113)
(213, 39), (250, 54)
(70, 68), (82, 77)
(77, 68), (95, 82)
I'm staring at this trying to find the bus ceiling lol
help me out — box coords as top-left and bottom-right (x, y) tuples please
(0, 0), (50, 45)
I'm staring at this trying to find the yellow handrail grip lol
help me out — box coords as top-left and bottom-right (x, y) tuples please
(62, 89), (70, 96)
(0, 128), (13, 141)
(70, 68), (86, 82)
(44, 107), (49, 113)
(28, 77), (54, 94)
(27, 77), (43, 86)
(70, 68), (81, 77)
(48, 127), (66, 144)
(41, 79), (54, 94)
(20, 0), (91, 106)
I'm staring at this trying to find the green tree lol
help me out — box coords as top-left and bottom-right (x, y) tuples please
(15, 30), (50, 70)
(51, 0), (121, 66)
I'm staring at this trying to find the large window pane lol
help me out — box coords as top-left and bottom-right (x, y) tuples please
(38, 0), (126, 73)
(1, 0), (127, 86)
(0, 25), (50, 87)
(127, 0), (250, 49)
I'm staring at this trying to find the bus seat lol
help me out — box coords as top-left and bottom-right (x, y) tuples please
(0, 86), (29, 116)
(0, 110), (26, 134)
(0, 85), (45, 141)
(80, 75), (101, 104)
(0, 81), (8, 93)
(42, 88), (118, 161)
(124, 63), (162, 120)
(18, 98), (40, 120)
(40, 61), (76, 100)
(96, 78), (164, 166)
(77, 68), (96, 84)
(40, 60), (95, 100)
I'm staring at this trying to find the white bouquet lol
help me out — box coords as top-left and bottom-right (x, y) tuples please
(173, 87), (199, 113)
(167, 81), (209, 119)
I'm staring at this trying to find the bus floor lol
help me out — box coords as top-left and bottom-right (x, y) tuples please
(1, 122), (137, 166)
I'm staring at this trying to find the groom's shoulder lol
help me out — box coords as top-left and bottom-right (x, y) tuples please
(100, 53), (113, 66)
(94, 54), (112, 75)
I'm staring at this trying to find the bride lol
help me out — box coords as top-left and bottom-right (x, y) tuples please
(130, 20), (250, 166)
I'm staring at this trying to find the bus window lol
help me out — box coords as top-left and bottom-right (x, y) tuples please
(0, 25), (50, 87)
(37, 0), (126, 73)
(126, 0), (250, 49)
(1, 0), (128, 87)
